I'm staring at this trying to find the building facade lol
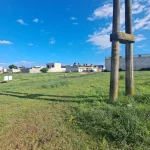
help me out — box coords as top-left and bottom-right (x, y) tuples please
(46, 63), (66, 72)
(105, 54), (150, 71)
(0, 67), (3, 74)
(66, 65), (99, 72)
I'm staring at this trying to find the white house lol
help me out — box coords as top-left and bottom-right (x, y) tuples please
(0, 67), (3, 74)
(46, 63), (66, 72)
(3, 68), (21, 73)
(105, 54), (150, 71)
(66, 64), (99, 72)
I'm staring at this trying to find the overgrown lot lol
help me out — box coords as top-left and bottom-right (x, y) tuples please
(0, 72), (150, 150)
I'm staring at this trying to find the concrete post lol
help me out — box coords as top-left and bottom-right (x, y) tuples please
(125, 0), (134, 95)
(109, 0), (120, 102)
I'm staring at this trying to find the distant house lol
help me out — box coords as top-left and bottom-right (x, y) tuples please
(3, 68), (21, 73)
(21, 66), (45, 73)
(21, 63), (66, 73)
(46, 63), (66, 72)
(0, 67), (3, 74)
(66, 63), (100, 72)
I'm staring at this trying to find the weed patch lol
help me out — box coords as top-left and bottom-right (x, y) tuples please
(41, 80), (69, 89)
(70, 102), (150, 149)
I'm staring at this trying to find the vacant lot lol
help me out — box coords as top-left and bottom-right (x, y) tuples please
(0, 72), (150, 150)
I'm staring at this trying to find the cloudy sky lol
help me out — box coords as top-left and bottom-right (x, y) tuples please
(0, 0), (150, 68)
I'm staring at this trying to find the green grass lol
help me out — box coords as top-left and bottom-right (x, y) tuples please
(0, 72), (150, 150)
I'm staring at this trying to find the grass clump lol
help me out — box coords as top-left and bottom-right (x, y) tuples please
(133, 94), (150, 104)
(41, 80), (69, 89)
(70, 101), (150, 149)
(119, 75), (124, 80)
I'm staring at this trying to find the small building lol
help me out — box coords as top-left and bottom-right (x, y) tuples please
(66, 64), (99, 72)
(46, 63), (66, 72)
(3, 68), (21, 73)
(105, 54), (150, 71)
(0, 67), (3, 74)
(21, 66), (45, 73)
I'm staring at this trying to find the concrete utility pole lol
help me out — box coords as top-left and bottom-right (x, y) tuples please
(109, 0), (120, 101)
(110, 0), (135, 102)
(125, 0), (134, 95)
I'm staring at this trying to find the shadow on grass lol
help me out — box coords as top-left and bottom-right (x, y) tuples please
(0, 91), (108, 104)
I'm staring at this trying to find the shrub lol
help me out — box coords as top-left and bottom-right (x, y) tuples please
(139, 68), (150, 71)
(40, 68), (48, 73)
(119, 75), (124, 80)
(103, 69), (108, 72)
(119, 68), (123, 72)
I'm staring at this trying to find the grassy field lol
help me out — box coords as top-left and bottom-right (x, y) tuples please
(0, 72), (150, 150)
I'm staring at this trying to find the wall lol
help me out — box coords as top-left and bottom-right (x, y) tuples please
(21, 68), (30, 73)
(29, 68), (43, 73)
(12, 69), (21, 73)
(0, 67), (3, 74)
(66, 66), (98, 72)
(66, 66), (79, 72)
(48, 68), (66, 72)
(105, 55), (150, 71)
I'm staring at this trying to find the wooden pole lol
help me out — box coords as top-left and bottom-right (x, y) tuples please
(125, 0), (134, 95)
(109, 0), (120, 102)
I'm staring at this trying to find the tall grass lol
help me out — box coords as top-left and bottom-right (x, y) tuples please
(0, 72), (150, 149)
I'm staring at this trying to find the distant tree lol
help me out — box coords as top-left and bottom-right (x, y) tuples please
(9, 64), (18, 69)
(40, 68), (48, 73)
(73, 62), (76, 66)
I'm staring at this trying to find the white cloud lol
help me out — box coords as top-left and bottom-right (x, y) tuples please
(28, 43), (34, 46)
(73, 22), (79, 25)
(33, 18), (39, 23)
(49, 38), (56, 44)
(87, 4), (113, 21)
(87, 0), (149, 49)
(136, 34), (147, 42)
(133, 14), (150, 30)
(17, 19), (28, 25)
(71, 17), (77, 20)
(86, 34), (111, 49)
(137, 44), (145, 48)
(20, 61), (35, 64)
(0, 40), (13, 44)
(0, 63), (6, 65)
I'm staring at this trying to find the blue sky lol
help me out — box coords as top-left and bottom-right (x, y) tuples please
(0, 0), (150, 68)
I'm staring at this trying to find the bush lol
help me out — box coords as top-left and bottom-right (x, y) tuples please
(103, 69), (108, 72)
(40, 68), (48, 73)
(119, 68), (123, 72)
(119, 75), (124, 80)
(139, 68), (150, 71)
